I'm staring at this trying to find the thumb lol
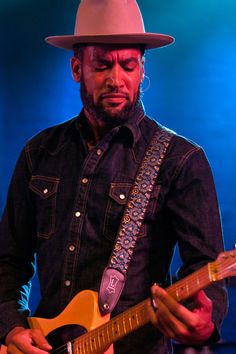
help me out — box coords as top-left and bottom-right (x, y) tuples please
(193, 290), (212, 312)
(31, 329), (52, 351)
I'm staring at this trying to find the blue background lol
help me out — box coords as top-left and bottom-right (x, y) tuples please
(1, 0), (236, 346)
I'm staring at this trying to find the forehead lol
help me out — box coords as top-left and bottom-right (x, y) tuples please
(82, 45), (143, 61)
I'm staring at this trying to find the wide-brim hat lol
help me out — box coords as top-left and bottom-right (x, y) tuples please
(45, 0), (175, 50)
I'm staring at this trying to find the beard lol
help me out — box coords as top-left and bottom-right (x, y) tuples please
(80, 78), (142, 128)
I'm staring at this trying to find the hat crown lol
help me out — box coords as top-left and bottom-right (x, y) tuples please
(45, 0), (174, 51)
(74, 0), (145, 36)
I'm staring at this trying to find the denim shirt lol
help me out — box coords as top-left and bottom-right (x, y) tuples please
(0, 108), (227, 353)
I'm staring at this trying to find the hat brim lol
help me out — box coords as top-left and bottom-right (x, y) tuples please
(45, 33), (174, 50)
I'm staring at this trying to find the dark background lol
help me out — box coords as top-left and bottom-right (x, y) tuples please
(1, 0), (235, 350)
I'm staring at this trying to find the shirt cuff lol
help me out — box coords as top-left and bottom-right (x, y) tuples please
(0, 301), (30, 344)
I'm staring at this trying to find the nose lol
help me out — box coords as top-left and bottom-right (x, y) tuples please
(106, 65), (124, 89)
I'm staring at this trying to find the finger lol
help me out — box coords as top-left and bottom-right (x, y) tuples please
(151, 285), (199, 329)
(193, 290), (212, 312)
(153, 297), (189, 341)
(7, 342), (50, 354)
(31, 329), (52, 351)
(7, 329), (51, 354)
(151, 284), (186, 317)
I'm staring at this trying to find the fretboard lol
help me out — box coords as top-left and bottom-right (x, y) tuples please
(72, 263), (213, 353)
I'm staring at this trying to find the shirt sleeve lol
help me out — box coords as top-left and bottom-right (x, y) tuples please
(0, 147), (36, 342)
(166, 145), (228, 342)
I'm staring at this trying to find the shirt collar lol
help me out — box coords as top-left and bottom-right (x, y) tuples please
(75, 102), (145, 148)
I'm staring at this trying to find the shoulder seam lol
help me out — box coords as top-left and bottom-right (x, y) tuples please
(171, 146), (202, 181)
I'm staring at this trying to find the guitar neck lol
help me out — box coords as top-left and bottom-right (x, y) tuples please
(167, 263), (213, 301)
(73, 263), (214, 353)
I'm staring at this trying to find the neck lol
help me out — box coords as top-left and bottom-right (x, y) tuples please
(84, 108), (112, 146)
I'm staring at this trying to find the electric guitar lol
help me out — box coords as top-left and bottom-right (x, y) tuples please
(1, 249), (236, 354)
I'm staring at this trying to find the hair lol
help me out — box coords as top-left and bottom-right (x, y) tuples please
(73, 43), (146, 61)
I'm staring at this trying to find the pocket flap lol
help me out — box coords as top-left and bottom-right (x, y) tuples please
(29, 175), (60, 199)
(109, 183), (132, 205)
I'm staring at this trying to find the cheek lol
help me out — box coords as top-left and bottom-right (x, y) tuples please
(127, 76), (141, 99)
(86, 75), (105, 100)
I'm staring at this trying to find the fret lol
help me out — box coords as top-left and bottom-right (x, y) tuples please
(185, 280), (190, 296)
(106, 322), (111, 344)
(74, 340), (81, 354)
(131, 313), (137, 329)
(89, 336), (96, 352)
(99, 329), (106, 347)
(75, 338), (85, 354)
(93, 328), (107, 354)
(82, 339), (88, 354)
(128, 313), (133, 329)
(122, 313), (127, 335)
(111, 320), (117, 339)
(196, 273), (201, 288)
(97, 329), (101, 348)
(116, 320), (121, 337)
(97, 326), (107, 347)
(175, 286), (180, 301)
(125, 313), (131, 332)
(135, 313), (140, 327)
(88, 335), (94, 353)
(168, 264), (211, 302)
(73, 342), (77, 354)
(74, 341), (80, 354)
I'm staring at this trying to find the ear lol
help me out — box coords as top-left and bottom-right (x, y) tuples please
(71, 56), (82, 83)
(140, 57), (145, 82)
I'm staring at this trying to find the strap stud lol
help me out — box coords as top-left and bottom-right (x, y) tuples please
(103, 303), (110, 311)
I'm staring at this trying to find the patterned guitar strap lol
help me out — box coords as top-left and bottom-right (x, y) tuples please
(99, 126), (173, 315)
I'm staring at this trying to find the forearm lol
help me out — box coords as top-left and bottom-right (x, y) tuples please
(168, 147), (228, 337)
(0, 301), (29, 344)
(0, 260), (34, 342)
(0, 149), (36, 343)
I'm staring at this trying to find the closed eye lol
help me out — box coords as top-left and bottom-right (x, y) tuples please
(121, 59), (139, 72)
(94, 60), (111, 71)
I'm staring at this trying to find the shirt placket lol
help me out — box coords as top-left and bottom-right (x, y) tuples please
(61, 131), (118, 302)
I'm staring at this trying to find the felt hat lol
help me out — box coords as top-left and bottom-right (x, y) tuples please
(45, 0), (174, 50)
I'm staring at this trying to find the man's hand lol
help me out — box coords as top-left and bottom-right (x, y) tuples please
(150, 284), (214, 345)
(5, 327), (52, 354)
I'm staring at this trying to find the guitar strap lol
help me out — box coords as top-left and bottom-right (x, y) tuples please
(99, 126), (173, 315)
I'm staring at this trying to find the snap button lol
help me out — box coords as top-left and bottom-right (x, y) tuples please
(75, 211), (81, 217)
(65, 280), (71, 287)
(81, 178), (88, 184)
(43, 188), (48, 194)
(119, 194), (126, 200)
(96, 149), (102, 156)
(69, 245), (75, 252)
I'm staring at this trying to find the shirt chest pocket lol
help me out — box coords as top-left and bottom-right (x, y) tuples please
(103, 183), (162, 242)
(29, 175), (60, 238)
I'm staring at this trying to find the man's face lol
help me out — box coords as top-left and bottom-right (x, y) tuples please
(71, 45), (145, 124)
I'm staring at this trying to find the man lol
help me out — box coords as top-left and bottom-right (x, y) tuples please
(0, 1), (227, 353)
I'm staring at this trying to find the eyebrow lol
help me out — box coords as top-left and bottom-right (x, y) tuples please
(120, 58), (140, 65)
(93, 57), (140, 65)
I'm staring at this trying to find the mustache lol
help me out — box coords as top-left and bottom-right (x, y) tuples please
(99, 91), (129, 100)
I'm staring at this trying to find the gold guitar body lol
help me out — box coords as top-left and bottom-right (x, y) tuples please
(1, 249), (236, 354)
(1, 290), (112, 354)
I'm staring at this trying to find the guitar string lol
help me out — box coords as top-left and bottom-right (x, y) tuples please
(50, 276), (215, 354)
(50, 303), (147, 354)
(168, 255), (234, 299)
(49, 301), (148, 354)
(49, 258), (234, 354)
